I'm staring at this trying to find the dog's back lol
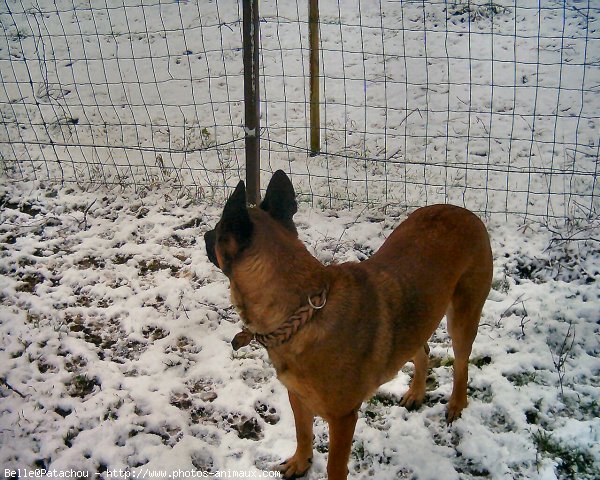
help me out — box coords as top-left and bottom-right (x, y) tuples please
(368, 204), (492, 330)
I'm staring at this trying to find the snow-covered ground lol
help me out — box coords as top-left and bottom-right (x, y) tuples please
(1, 181), (599, 479)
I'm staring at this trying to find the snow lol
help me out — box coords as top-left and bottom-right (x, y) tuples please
(1, 181), (599, 479)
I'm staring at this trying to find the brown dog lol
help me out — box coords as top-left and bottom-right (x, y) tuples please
(204, 171), (493, 479)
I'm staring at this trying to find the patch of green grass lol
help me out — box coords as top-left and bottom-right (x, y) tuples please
(533, 430), (599, 480)
(67, 374), (100, 398)
(352, 440), (366, 461)
(138, 258), (180, 275)
(368, 392), (401, 407)
(470, 355), (492, 368)
(429, 356), (454, 368)
(16, 272), (45, 293)
(63, 428), (79, 447)
(505, 371), (539, 387)
(77, 256), (105, 269)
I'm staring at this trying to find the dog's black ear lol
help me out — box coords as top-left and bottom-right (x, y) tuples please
(260, 170), (298, 234)
(219, 181), (253, 270)
(222, 180), (253, 239)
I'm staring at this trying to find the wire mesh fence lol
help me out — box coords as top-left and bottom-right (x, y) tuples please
(1, 0), (598, 220)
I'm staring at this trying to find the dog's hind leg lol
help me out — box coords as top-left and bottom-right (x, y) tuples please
(279, 391), (314, 479)
(446, 277), (488, 423)
(400, 344), (430, 410)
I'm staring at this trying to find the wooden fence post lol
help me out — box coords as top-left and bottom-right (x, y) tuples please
(243, 0), (260, 204)
(309, 0), (320, 156)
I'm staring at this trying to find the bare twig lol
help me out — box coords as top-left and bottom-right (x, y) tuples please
(0, 377), (26, 398)
(331, 205), (370, 261)
(79, 199), (97, 231)
(549, 320), (576, 399)
(480, 294), (529, 333)
(179, 292), (191, 321)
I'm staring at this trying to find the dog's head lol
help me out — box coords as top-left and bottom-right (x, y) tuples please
(204, 170), (298, 276)
(204, 171), (327, 335)
(204, 170), (304, 333)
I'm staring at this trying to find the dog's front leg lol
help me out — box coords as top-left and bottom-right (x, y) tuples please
(280, 390), (314, 479)
(327, 410), (358, 480)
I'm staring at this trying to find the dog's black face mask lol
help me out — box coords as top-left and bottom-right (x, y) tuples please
(203, 170), (299, 272)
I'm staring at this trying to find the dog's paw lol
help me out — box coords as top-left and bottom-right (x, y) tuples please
(446, 395), (468, 424)
(399, 387), (425, 410)
(277, 455), (312, 479)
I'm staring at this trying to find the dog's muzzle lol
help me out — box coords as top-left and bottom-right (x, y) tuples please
(204, 229), (219, 268)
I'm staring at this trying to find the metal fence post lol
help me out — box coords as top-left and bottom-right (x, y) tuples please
(309, 0), (320, 156)
(243, 0), (260, 205)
